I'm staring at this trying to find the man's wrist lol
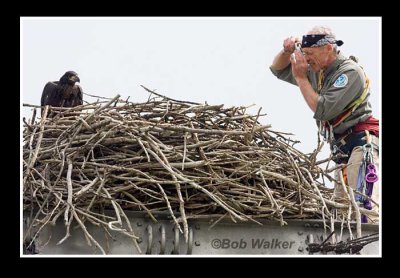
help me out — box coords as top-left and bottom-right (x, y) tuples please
(295, 77), (309, 86)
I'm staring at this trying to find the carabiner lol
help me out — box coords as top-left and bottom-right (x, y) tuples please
(362, 143), (374, 164)
(362, 143), (373, 153)
(365, 163), (378, 183)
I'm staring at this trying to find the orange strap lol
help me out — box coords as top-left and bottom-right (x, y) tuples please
(342, 166), (348, 186)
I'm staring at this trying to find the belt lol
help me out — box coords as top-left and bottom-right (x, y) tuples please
(333, 130), (367, 149)
(333, 128), (355, 145)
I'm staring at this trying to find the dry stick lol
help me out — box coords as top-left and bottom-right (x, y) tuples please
(208, 212), (229, 230)
(257, 173), (276, 208)
(143, 139), (184, 234)
(26, 123), (38, 163)
(89, 118), (113, 129)
(74, 208), (113, 226)
(249, 107), (262, 141)
(309, 140), (324, 169)
(302, 167), (331, 218)
(325, 153), (335, 174)
(287, 151), (311, 189)
(74, 211), (102, 227)
(64, 159), (73, 225)
(168, 161), (206, 169)
(141, 85), (201, 105)
(182, 104), (224, 114)
(338, 170), (355, 240)
(189, 121), (219, 180)
(112, 179), (164, 198)
(122, 191), (157, 222)
(330, 215), (337, 244)
(86, 174), (106, 212)
(174, 139), (219, 150)
(172, 174), (189, 243)
(341, 171), (362, 239)
(30, 108), (37, 125)
(79, 117), (93, 131)
(182, 132), (188, 170)
(339, 216), (346, 242)
(24, 105), (48, 187)
(50, 206), (66, 226)
(325, 164), (344, 174)
(137, 137), (151, 162)
(148, 100), (170, 132)
(283, 157), (300, 187)
(102, 187), (129, 236)
(57, 211), (74, 245)
(259, 171), (285, 225)
(302, 167), (329, 233)
(285, 151), (304, 211)
(74, 177), (99, 197)
(145, 132), (174, 152)
(72, 209), (106, 254)
(79, 209), (115, 221)
(112, 200), (142, 254)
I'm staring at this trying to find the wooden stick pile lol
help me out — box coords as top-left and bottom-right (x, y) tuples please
(22, 87), (375, 253)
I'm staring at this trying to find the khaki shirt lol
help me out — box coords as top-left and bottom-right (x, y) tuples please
(270, 53), (373, 134)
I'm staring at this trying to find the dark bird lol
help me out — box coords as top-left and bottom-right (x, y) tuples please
(40, 71), (83, 118)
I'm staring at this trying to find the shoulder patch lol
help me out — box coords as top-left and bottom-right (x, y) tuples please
(333, 74), (348, 88)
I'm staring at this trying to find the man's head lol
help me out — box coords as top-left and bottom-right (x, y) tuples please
(300, 26), (344, 72)
(60, 71), (80, 85)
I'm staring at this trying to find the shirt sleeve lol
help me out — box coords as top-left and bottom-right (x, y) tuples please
(269, 64), (298, 86)
(313, 68), (364, 121)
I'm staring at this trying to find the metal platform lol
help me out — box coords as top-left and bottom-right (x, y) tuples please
(23, 211), (379, 255)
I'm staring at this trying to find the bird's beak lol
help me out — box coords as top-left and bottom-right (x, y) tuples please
(70, 75), (80, 83)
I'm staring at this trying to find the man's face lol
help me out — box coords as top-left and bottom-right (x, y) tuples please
(301, 45), (330, 72)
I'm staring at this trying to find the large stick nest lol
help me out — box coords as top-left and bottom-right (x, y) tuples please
(22, 87), (374, 253)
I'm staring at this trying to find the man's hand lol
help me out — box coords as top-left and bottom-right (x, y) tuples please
(283, 36), (301, 53)
(290, 51), (308, 81)
(271, 36), (301, 71)
(289, 51), (318, 113)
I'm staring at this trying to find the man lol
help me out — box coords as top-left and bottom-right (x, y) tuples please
(269, 26), (379, 223)
(41, 71), (83, 118)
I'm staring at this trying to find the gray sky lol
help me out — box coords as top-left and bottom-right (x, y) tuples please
(21, 17), (381, 167)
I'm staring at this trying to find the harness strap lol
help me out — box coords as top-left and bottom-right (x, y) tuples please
(329, 72), (370, 128)
(318, 58), (370, 141)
